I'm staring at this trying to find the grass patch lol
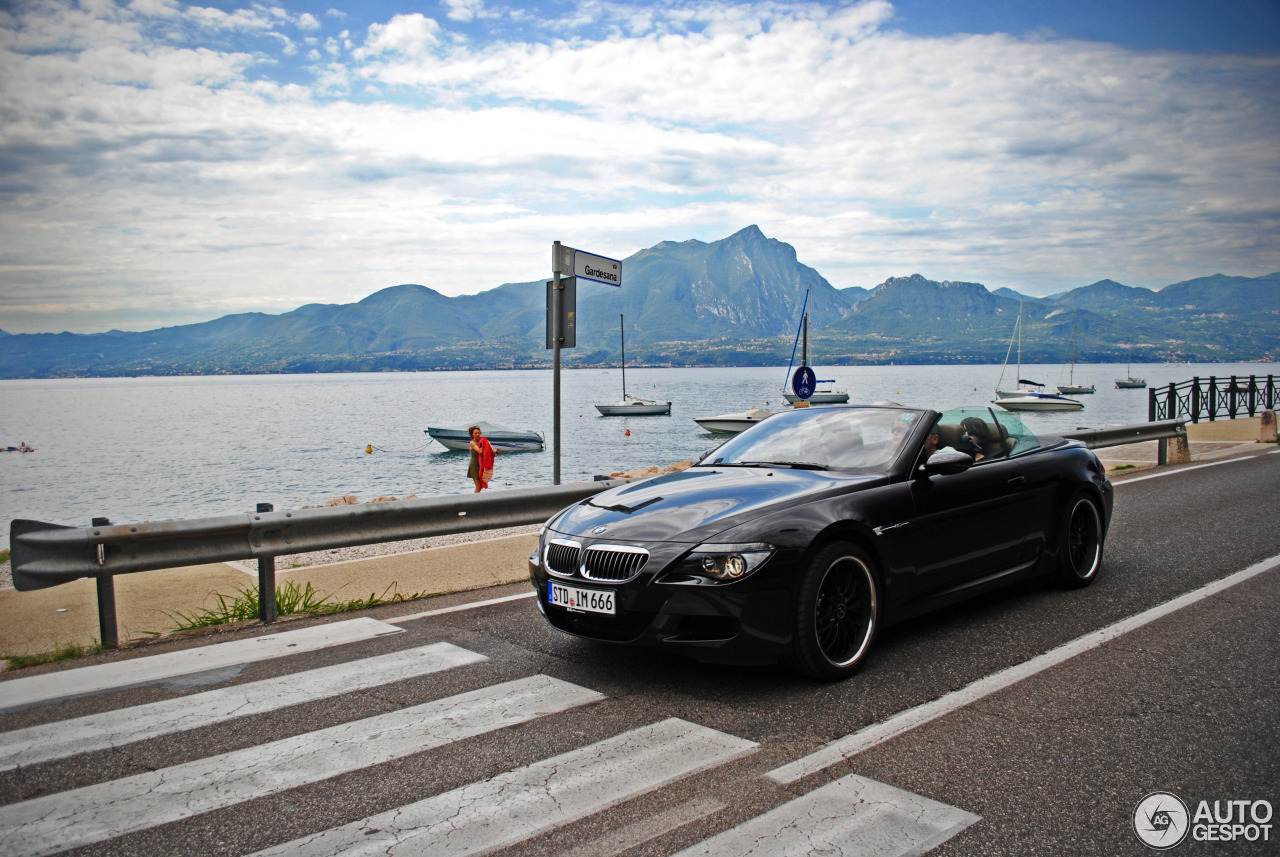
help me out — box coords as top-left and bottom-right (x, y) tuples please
(0, 549), (10, 564)
(167, 580), (428, 631)
(4, 640), (105, 671)
(1111, 465), (1137, 471)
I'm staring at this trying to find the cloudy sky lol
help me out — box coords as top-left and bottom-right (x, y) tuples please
(2, 0), (1278, 334)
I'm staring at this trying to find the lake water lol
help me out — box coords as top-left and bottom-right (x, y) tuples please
(3, 362), (1276, 540)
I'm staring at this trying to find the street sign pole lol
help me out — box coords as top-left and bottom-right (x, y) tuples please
(551, 241), (563, 485)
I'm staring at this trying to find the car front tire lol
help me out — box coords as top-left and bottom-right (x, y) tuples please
(1055, 492), (1104, 588)
(786, 541), (880, 680)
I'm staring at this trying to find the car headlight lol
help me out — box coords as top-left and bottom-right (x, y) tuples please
(684, 543), (775, 581)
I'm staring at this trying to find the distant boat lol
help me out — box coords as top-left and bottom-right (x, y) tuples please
(993, 303), (1083, 412)
(425, 421), (544, 452)
(595, 314), (671, 416)
(1057, 326), (1095, 395)
(1115, 345), (1147, 389)
(781, 287), (849, 405)
(693, 407), (775, 433)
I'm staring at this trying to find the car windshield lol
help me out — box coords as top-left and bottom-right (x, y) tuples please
(705, 407), (925, 471)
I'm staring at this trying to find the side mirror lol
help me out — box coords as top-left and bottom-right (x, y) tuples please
(923, 449), (974, 476)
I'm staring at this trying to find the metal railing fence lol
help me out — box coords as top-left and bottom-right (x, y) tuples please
(1149, 375), (1276, 423)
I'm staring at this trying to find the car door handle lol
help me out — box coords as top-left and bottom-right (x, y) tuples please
(1007, 475), (1026, 488)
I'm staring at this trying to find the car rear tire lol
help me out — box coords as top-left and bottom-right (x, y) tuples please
(785, 541), (880, 680)
(1055, 492), (1104, 588)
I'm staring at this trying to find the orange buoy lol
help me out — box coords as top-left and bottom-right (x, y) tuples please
(625, 429), (631, 436)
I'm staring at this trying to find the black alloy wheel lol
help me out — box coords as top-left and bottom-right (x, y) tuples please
(786, 541), (881, 680)
(1055, 492), (1104, 588)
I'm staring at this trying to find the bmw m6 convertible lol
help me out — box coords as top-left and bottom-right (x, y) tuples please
(529, 404), (1113, 680)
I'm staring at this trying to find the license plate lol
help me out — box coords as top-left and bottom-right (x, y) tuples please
(547, 581), (615, 615)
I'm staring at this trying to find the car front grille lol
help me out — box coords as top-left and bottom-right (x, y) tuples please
(545, 540), (581, 577)
(544, 540), (649, 582)
(582, 546), (649, 581)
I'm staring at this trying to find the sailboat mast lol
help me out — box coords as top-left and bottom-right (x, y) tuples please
(802, 314), (809, 367)
(1069, 326), (1078, 384)
(620, 314), (626, 399)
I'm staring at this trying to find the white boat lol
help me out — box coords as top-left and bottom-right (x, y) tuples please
(1057, 326), (1095, 395)
(1115, 346), (1146, 388)
(595, 314), (671, 416)
(693, 407), (775, 433)
(993, 303), (1083, 411)
(425, 421), (545, 451)
(781, 288), (849, 404)
(783, 389), (851, 405)
(993, 391), (1085, 412)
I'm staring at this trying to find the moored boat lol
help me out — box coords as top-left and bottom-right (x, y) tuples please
(692, 407), (775, 433)
(1057, 326), (1095, 394)
(426, 421), (545, 452)
(595, 314), (671, 416)
(993, 391), (1084, 412)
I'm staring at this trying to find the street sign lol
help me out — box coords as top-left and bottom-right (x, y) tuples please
(546, 276), (576, 349)
(791, 366), (816, 400)
(574, 250), (622, 287)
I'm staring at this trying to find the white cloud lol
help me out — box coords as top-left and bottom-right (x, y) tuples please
(441, 0), (486, 23)
(0, 0), (1277, 333)
(357, 13), (441, 59)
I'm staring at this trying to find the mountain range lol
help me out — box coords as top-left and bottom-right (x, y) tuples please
(1, 225), (1277, 378)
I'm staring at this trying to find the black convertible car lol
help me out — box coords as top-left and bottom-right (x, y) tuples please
(529, 404), (1113, 680)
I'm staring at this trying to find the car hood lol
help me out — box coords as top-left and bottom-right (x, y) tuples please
(549, 466), (880, 543)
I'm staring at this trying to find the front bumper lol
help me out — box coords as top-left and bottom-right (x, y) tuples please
(527, 544), (802, 666)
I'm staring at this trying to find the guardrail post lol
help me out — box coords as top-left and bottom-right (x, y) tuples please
(1191, 377), (1200, 423)
(91, 517), (118, 649)
(256, 503), (276, 624)
(1148, 387), (1156, 422)
(1208, 376), (1218, 421)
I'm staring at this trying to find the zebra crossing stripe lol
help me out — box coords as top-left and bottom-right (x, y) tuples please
(0, 642), (486, 773)
(246, 718), (758, 857)
(669, 773), (979, 857)
(0, 675), (601, 857)
(0, 617), (404, 714)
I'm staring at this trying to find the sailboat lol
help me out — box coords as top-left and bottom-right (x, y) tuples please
(1057, 326), (1095, 394)
(1115, 345), (1147, 389)
(594, 314), (672, 416)
(781, 287), (849, 404)
(993, 302), (1083, 412)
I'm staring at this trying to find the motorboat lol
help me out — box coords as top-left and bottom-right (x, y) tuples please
(425, 421), (545, 452)
(595, 314), (671, 416)
(780, 287), (849, 404)
(1057, 326), (1095, 395)
(692, 407), (775, 433)
(783, 389), (851, 405)
(993, 391), (1084, 412)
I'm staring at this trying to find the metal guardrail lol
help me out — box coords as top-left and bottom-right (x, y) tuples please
(2, 417), (1204, 648)
(1061, 419), (1186, 450)
(1150, 374), (1276, 423)
(10, 480), (629, 647)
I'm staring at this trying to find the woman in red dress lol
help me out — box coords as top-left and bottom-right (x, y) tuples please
(467, 425), (499, 492)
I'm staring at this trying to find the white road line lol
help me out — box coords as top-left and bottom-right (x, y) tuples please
(1113, 449), (1279, 485)
(246, 718), (758, 857)
(389, 591), (536, 624)
(672, 773), (979, 857)
(0, 618), (404, 714)
(0, 675), (602, 857)
(767, 552), (1280, 785)
(0, 642), (485, 773)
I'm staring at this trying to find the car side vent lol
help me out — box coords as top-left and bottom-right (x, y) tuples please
(545, 540), (581, 578)
(581, 545), (649, 582)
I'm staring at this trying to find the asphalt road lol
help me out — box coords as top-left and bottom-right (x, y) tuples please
(1, 447), (1277, 857)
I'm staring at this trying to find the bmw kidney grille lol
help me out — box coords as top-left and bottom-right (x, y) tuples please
(545, 539), (648, 582)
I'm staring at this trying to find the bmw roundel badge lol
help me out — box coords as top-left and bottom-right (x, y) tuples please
(593, 526), (608, 535)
